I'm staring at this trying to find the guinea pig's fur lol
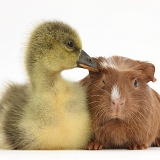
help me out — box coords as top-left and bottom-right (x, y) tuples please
(81, 56), (160, 150)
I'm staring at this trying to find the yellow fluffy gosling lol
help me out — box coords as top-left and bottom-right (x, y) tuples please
(0, 21), (97, 149)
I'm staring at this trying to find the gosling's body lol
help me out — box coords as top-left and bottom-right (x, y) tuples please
(0, 21), (96, 149)
(0, 77), (91, 149)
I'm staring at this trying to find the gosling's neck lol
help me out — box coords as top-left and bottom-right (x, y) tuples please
(27, 63), (63, 93)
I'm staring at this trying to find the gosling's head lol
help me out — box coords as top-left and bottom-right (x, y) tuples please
(26, 21), (97, 77)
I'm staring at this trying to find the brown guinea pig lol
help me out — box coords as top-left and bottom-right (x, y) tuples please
(81, 56), (160, 150)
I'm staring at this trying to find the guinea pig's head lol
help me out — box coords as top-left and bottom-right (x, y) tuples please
(86, 56), (156, 124)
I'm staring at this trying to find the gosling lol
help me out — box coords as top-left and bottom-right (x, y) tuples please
(0, 21), (97, 150)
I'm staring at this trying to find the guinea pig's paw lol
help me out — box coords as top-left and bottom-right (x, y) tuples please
(129, 144), (148, 150)
(85, 141), (104, 150)
(154, 137), (160, 147)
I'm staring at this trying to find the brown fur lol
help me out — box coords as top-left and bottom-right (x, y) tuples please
(81, 56), (160, 150)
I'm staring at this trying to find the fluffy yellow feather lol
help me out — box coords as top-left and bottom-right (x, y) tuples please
(0, 21), (97, 149)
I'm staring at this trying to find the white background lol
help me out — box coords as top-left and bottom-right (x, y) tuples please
(0, 0), (160, 159)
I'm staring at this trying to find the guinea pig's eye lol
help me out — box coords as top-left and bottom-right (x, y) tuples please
(134, 80), (138, 87)
(102, 80), (105, 84)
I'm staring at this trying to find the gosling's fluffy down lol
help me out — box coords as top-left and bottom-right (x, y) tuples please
(0, 21), (95, 150)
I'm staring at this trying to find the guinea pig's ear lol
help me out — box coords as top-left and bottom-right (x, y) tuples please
(88, 57), (101, 78)
(138, 61), (156, 82)
(89, 70), (100, 78)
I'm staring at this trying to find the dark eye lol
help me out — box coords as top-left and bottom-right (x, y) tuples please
(134, 80), (138, 87)
(67, 41), (74, 48)
(102, 80), (105, 84)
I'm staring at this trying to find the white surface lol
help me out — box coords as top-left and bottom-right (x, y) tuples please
(0, 0), (160, 159)
(0, 149), (159, 160)
(0, 0), (160, 88)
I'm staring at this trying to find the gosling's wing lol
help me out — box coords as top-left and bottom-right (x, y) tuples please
(0, 83), (29, 149)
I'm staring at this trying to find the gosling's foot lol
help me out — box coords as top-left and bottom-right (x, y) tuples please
(85, 141), (104, 150)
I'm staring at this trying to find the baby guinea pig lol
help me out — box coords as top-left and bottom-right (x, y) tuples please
(81, 56), (160, 150)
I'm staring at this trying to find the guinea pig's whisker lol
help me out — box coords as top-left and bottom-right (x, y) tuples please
(89, 95), (102, 97)
(129, 96), (156, 115)
(132, 98), (156, 116)
(91, 106), (104, 116)
(128, 109), (142, 122)
(127, 109), (150, 133)
(127, 113), (142, 133)
(137, 110), (153, 128)
(89, 101), (100, 104)
(102, 111), (109, 125)
(143, 108), (157, 118)
(99, 108), (109, 123)
(92, 105), (108, 121)
(92, 112), (101, 123)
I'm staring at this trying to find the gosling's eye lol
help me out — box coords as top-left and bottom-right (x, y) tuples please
(67, 41), (74, 48)
(134, 80), (138, 87)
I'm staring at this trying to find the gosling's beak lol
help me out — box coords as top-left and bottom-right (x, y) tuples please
(77, 50), (98, 72)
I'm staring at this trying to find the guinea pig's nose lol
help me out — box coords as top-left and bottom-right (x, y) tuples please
(111, 98), (125, 108)
(111, 98), (125, 115)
